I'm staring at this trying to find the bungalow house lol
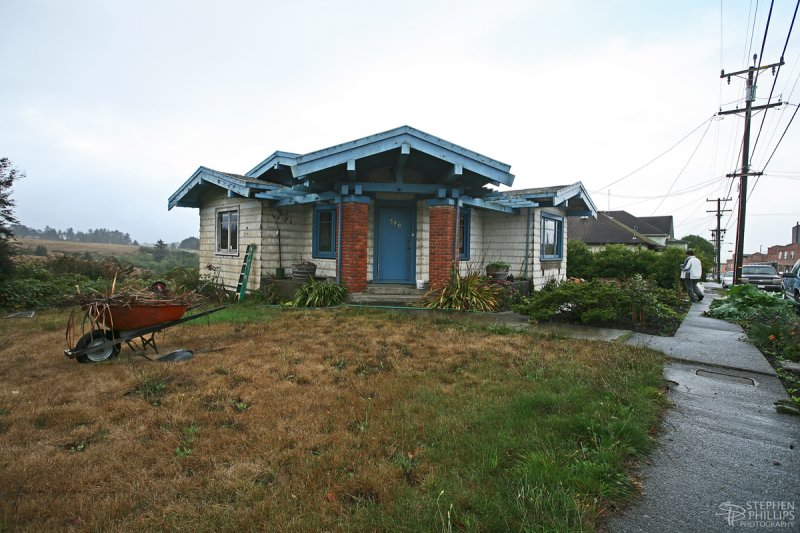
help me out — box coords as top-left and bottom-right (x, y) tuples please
(568, 211), (682, 251)
(168, 126), (596, 296)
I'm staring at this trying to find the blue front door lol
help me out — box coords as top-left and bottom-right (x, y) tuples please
(376, 205), (415, 282)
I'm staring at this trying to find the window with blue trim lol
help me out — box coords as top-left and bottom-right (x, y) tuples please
(313, 205), (337, 259)
(541, 214), (563, 260)
(458, 209), (471, 260)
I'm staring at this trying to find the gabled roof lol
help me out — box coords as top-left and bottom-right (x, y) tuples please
(493, 182), (597, 217)
(240, 126), (514, 189)
(168, 166), (299, 209)
(602, 211), (665, 236)
(639, 215), (674, 238)
(169, 127), (597, 215)
(568, 211), (663, 249)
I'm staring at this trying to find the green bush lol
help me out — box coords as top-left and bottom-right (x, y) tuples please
(514, 275), (685, 335)
(420, 269), (500, 311)
(566, 241), (710, 290)
(292, 278), (348, 307)
(0, 275), (111, 310)
(705, 285), (799, 362)
(160, 266), (200, 293)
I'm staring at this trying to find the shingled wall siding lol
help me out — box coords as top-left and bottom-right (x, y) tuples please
(530, 207), (568, 288)
(199, 192), (263, 292)
(260, 205), (336, 280)
(479, 207), (568, 289)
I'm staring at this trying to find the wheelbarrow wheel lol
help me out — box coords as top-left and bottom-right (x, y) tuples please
(75, 330), (120, 363)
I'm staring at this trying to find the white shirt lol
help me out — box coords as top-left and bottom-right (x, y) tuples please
(681, 256), (702, 279)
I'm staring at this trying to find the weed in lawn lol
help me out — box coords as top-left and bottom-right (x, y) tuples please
(231, 398), (250, 412)
(129, 365), (168, 406)
(391, 449), (420, 485)
(175, 422), (199, 458)
(201, 389), (229, 412)
(486, 323), (518, 335)
(63, 428), (110, 453)
(332, 358), (347, 370)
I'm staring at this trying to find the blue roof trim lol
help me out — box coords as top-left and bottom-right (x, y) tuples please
(168, 166), (297, 210)
(491, 182), (597, 218)
(245, 150), (300, 178)
(290, 126), (515, 187)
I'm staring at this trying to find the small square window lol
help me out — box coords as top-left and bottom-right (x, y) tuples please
(216, 208), (239, 255)
(541, 214), (563, 260)
(313, 205), (337, 259)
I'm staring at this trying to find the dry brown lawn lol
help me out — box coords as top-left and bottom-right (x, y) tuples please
(0, 307), (664, 531)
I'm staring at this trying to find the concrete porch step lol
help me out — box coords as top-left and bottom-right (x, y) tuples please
(349, 293), (426, 307)
(362, 284), (427, 296)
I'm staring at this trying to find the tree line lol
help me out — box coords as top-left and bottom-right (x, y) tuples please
(11, 224), (136, 245)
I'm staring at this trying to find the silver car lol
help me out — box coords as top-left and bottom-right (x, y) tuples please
(782, 259), (800, 304)
(721, 271), (733, 288)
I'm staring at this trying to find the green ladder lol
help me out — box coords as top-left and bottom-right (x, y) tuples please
(236, 244), (256, 302)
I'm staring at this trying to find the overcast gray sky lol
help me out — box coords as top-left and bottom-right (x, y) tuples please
(1, 0), (798, 258)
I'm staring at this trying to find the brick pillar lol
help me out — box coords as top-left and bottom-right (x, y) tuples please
(340, 201), (369, 293)
(429, 204), (457, 288)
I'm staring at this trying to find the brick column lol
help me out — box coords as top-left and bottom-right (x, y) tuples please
(340, 200), (369, 293)
(429, 204), (457, 288)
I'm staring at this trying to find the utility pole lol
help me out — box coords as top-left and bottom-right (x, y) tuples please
(707, 197), (731, 282)
(719, 54), (784, 285)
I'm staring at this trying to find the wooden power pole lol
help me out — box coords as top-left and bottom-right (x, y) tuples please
(707, 198), (731, 281)
(719, 54), (783, 285)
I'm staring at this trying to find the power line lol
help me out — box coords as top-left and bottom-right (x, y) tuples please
(759, 102), (800, 170)
(752, 0), (774, 88)
(608, 175), (726, 199)
(650, 119), (714, 215)
(750, 0), (798, 159)
(592, 115), (715, 192)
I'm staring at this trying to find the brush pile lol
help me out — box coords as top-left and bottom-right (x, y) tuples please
(68, 278), (204, 308)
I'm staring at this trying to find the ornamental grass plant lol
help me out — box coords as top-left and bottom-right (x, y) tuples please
(420, 267), (500, 312)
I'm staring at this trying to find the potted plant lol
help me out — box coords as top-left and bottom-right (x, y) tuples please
(292, 258), (317, 280)
(486, 261), (510, 281)
(270, 210), (291, 279)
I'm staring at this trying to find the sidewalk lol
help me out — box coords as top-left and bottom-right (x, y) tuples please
(607, 288), (800, 532)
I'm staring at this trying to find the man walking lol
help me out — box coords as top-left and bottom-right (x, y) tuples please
(680, 250), (703, 302)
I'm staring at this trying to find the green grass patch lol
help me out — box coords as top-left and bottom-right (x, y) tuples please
(341, 341), (666, 531)
(189, 303), (282, 325)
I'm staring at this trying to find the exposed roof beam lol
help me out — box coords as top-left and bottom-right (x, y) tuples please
(274, 191), (339, 206)
(442, 163), (463, 184)
(459, 196), (516, 214)
(394, 142), (410, 183)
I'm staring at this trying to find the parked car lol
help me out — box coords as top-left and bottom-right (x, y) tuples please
(721, 271), (733, 288)
(740, 264), (783, 292)
(782, 259), (800, 304)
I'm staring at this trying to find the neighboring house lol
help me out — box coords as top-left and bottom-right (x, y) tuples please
(168, 126), (596, 294)
(568, 211), (676, 251)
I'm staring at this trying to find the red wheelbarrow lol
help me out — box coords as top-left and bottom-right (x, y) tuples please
(64, 302), (225, 363)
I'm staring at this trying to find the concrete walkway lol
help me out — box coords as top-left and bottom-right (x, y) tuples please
(607, 287), (800, 532)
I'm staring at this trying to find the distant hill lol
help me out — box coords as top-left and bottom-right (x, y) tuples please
(14, 238), (140, 257)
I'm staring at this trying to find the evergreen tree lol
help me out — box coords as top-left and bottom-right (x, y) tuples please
(153, 239), (168, 262)
(0, 158), (23, 275)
